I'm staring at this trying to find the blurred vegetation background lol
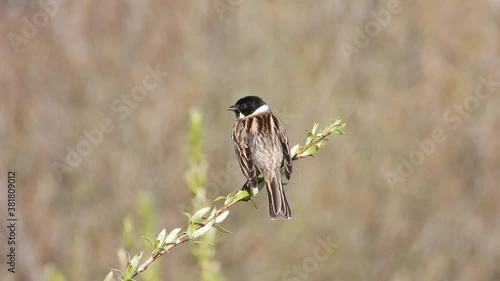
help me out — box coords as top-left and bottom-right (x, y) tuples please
(1, 0), (500, 280)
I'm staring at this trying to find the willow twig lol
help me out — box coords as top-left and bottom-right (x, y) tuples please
(108, 119), (346, 281)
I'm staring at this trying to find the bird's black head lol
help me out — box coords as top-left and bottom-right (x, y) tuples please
(228, 96), (268, 118)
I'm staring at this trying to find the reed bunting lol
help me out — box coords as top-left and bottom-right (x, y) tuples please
(228, 96), (293, 220)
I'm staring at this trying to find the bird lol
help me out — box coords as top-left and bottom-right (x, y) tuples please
(228, 96), (293, 220)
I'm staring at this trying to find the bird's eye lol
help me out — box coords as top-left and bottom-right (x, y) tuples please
(240, 104), (247, 110)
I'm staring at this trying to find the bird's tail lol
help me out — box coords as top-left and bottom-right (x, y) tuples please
(265, 169), (292, 220)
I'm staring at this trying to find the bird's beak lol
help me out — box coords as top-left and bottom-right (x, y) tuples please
(228, 105), (238, 112)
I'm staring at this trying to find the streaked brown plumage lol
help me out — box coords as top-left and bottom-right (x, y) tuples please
(229, 96), (292, 219)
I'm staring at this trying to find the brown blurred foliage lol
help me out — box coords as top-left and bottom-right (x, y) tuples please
(1, 0), (500, 281)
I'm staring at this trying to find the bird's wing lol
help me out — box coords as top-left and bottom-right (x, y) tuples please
(274, 116), (292, 180)
(232, 121), (258, 187)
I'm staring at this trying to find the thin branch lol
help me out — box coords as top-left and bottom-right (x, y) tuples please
(112, 119), (346, 281)
(132, 199), (239, 278)
(292, 125), (338, 160)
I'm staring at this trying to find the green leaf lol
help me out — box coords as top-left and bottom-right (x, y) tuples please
(165, 228), (181, 244)
(233, 190), (250, 202)
(311, 122), (319, 135)
(301, 145), (319, 157)
(214, 196), (227, 202)
(334, 124), (346, 134)
(192, 221), (214, 239)
(209, 207), (217, 219)
(104, 271), (113, 281)
(329, 119), (346, 135)
(215, 210), (230, 223)
(331, 119), (341, 126)
(225, 190), (239, 203)
(191, 207), (212, 223)
(183, 212), (192, 221)
(155, 247), (166, 252)
(290, 144), (300, 158)
(305, 131), (314, 145)
(127, 252), (142, 274)
(213, 223), (232, 234)
(250, 199), (258, 209)
(187, 223), (196, 239)
(155, 229), (167, 248)
(142, 236), (154, 251)
(316, 140), (327, 148)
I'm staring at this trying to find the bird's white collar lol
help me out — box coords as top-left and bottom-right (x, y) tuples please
(239, 104), (270, 119)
